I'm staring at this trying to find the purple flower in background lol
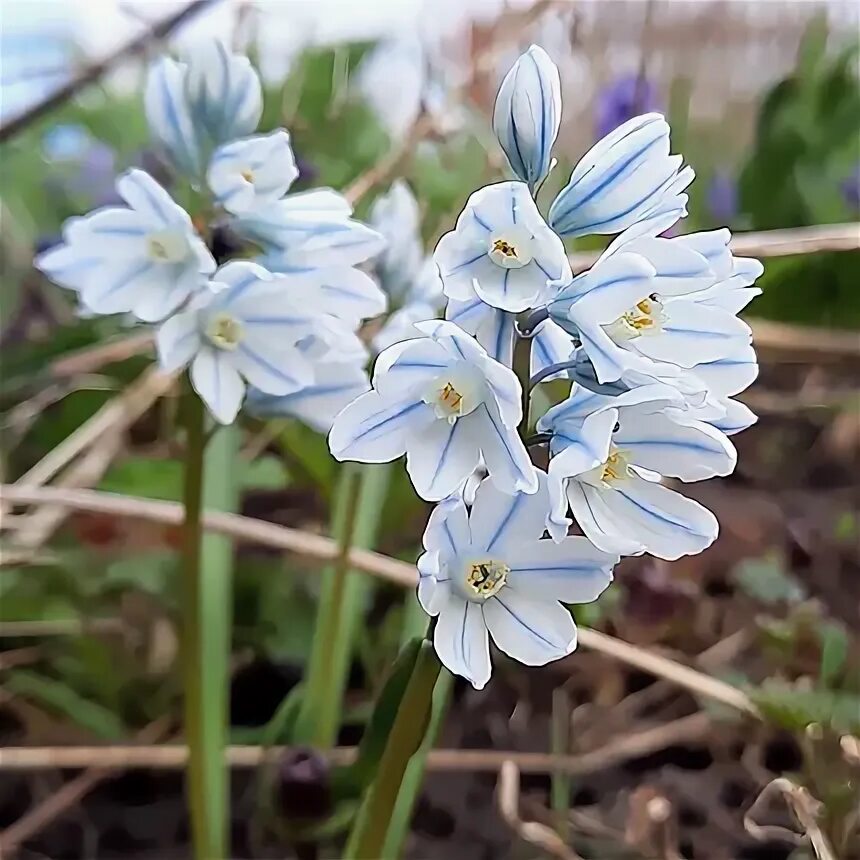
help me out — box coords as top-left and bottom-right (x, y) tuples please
(707, 170), (738, 225)
(595, 74), (661, 140)
(842, 164), (860, 211)
(42, 124), (120, 207)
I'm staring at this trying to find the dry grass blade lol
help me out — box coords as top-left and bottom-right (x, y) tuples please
(498, 760), (582, 860)
(744, 778), (837, 860)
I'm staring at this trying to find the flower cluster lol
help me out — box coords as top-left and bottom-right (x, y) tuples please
(330, 45), (762, 687)
(36, 41), (387, 426)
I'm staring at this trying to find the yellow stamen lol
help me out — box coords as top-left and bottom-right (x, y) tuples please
(467, 560), (509, 598)
(492, 238), (517, 258)
(439, 382), (463, 413)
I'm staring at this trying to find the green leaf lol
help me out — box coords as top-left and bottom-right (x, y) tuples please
(332, 637), (423, 798)
(5, 670), (126, 739)
(100, 458), (184, 502)
(750, 678), (860, 734)
(295, 462), (394, 748)
(819, 622), (849, 686)
(241, 455), (290, 490)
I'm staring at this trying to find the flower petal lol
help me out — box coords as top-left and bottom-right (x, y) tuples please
(471, 400), (538, 495)
(505, 537), (616, 602)
(329, 391), (432, 463)
(434, 596), (491, 689)
(422, 494), (472, 557)
(484, 591), (576, 665)
(406, 417), (481, 502)
(191, 348), (245, 424)
(615, 411), (737, 480)
(155, 307), (202, 372)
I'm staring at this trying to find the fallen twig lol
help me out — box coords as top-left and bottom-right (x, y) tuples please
(498, 760), (581, 860)
(0, 1), (216, 144)
(0, 719), (171, 857)
(0, 483), (761, 717)
(0, 713), (711, 775)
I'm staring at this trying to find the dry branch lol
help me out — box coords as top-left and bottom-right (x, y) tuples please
(0, 713), (711, 775)
(0, 1), (216, 143)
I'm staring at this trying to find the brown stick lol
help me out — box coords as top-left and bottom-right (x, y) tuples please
(0, 720), (171, 857)
(0, 483), (760, 716)
(0, 1), (216, 144)
(0, 713), (710, 775)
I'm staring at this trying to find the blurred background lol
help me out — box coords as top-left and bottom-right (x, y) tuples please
(0, 1), (858, 859)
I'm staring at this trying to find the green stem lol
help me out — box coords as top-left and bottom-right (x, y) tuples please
(180, 389), (213, 860)
(347, 641), (443, 860)
(297, 463), (391, 748)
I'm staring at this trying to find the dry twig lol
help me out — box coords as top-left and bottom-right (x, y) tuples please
(0, 484), (760, 716)
(0, 1), (215, 143)
(498, 760), (581, 860)
(0, 713), (711, 775)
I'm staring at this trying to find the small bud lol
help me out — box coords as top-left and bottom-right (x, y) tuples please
(276, 747), (332, 823)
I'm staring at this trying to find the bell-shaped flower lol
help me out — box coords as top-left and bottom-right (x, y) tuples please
(548, 113), (693, 238)
(234, 190), (385, 270)
(145, 40), (262, 177)
(35, 169), (215, 322)
(539, 384), (736, 559)
(369, 180), (425, 302)
(207, 130), (298, 214)
(493, 45), (561, 192)
(247, 337), (371, 434)
(435, 181), (571, 313)
(417, 471), (617, 689)
(329, 320), (538, 501)
(548, 231), (755, 383)
(156, 261), (338, 424)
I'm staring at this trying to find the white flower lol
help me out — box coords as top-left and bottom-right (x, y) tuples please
(539, 384), (736, 560)
(35, 169), (215, 322)
(156, 261), (339, 424)
(207, 130), (298, 214)
(247, 337), (371, 434)
(435, 181), (571, 313)
(369, 180), (425, 302)
(329, 320), (538, 501)
(417, 471), (617, 689)
(234, 190), (386, 270)
(493, 45), (562, 192)
(548, 113), (693, 238)
(445, 298), (516, 367)
(373, 301), (438, 353)
(145, 40), (262, 176)
(548, 229), (758, 383)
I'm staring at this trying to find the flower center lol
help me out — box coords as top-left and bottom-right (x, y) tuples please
(488, 228), (533, 269)
(465, 559), (509, 599)
(146, 229), (191, 264)
(604, 295), (666, 341)
(206, 312), (244, 351)
(240, 167), (255, 184)
(580, 445), (632, 489)
(423, 365), (484, 424)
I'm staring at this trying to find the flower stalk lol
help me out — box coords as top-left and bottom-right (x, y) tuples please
(180, 385), (223, 860)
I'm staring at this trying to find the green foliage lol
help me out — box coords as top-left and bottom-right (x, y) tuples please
(750, 678), (860, 735)
(738, 18), (860, 328)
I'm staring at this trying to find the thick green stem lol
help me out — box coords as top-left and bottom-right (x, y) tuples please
(347, 641), (443, 860)
(180, 390), (215, 860)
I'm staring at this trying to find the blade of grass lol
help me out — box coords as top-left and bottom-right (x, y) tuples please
(551, 686), (571, 842)
(295, 462), (392, 748)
